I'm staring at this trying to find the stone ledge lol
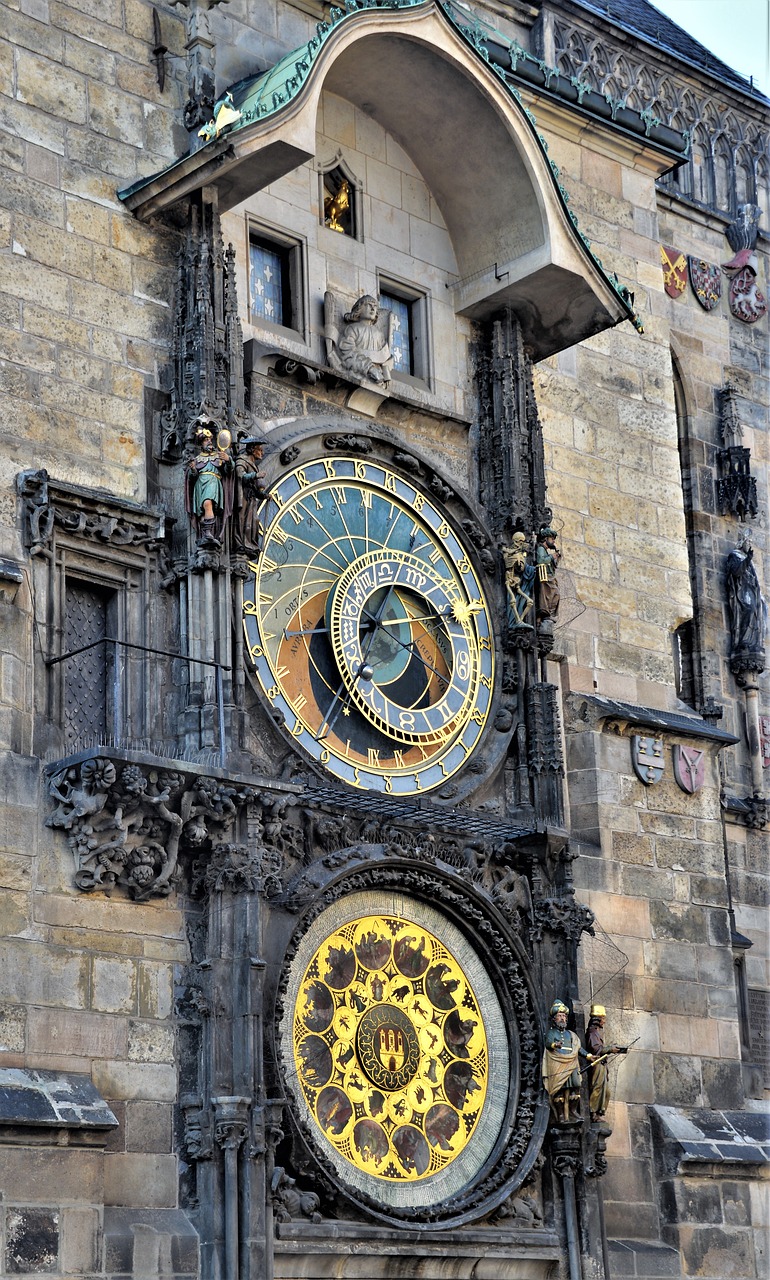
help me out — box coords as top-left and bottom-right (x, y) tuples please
(0, 1068), (117, 1142)
(608, 1238), (681, 1277)
(652, 1104), (770, 1175)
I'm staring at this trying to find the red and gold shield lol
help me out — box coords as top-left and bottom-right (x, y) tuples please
(672, 744), (705, 794)
(688, 257), (722, 311)
(661, 245), (687, 298)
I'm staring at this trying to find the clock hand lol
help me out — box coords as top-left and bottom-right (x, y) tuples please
(315, 678), (352, 741)
(360, 607), (448, 684)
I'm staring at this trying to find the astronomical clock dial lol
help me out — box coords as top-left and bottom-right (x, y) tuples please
(242, 456), (494, 793)
(280, 892), (511, 1211)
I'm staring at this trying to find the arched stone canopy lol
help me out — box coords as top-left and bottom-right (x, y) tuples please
(120, 0), (638, 357)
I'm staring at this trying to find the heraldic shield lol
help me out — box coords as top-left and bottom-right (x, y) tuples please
(632, 735), (665, 785)
(673, 744), (705, 794)
(688, 257), (722, 311)
(661, 245), (687, 298)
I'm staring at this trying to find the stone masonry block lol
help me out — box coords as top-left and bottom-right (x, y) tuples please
(0, 1148), (103, 1203)
(677, 1225), (755, 1277)
(103, 1153), (178, 1209)
(92, 1059), (177, 1103)
(92, 957), (137, 1015)
(27, 1007), (127, 1059)
(127, 1020), (175, 1064)
(5, 1206), (58, 1274)
(653, 1052), (703, 1106)
(103, 1207), (199, 1277)
(60, 1205), (99, 1274)
(125, 1101), (172, 1154)
(0, 942), (88, 1009)
(16, 51), (87, 125)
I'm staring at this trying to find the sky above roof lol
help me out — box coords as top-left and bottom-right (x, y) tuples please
(649, 0), (769, 96)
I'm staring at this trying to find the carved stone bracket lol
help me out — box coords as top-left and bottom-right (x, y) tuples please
(18, 470), (167, 557)
(531, 895), (595, 944)
(195, 836), (283, 896)
(45, 753), (256, 900)
(548, 1121), (583, 1178)
(585, 1118), (612, 1178)
(213, 1096), (250, 1151)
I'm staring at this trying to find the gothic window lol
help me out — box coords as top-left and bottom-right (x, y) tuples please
(63, 579), (116, 744)
(691, 126), (714, 206)
(248, 224), (304, 336)
(378, 279), (430, 385)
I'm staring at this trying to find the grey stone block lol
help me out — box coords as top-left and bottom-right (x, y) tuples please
(6, 1207), (58, 1274)
(103, 1208), (199, 1276)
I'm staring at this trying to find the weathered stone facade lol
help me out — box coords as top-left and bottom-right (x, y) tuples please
(0, 0), (767, 1277)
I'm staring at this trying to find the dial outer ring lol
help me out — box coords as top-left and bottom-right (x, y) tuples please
(242, 456), (495, 795)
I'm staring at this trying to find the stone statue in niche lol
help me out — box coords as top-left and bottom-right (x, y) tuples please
(725, 528), (767, 674)
(324, 292), (394, 385)
(535, 526), (561, 627)
(233, 437), (267, 553)
(502, 532), (535, 629)
(185, 416), (234, 549)
(542, 999), (585, 1122)
(585, 1004), (628, 1122)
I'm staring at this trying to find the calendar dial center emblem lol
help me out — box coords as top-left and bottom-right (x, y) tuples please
(242, 457), (494, 794)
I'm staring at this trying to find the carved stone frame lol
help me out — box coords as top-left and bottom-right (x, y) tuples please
(271, 852), (548, 1228)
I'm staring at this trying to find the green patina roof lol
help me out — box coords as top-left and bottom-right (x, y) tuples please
(120, 0), (656, 330)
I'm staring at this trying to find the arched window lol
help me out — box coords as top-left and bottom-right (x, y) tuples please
(671, 353), (702, 708)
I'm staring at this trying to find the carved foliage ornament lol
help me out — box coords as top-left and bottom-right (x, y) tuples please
(18, 470), (165, 557)
(46, 756), (255, 899)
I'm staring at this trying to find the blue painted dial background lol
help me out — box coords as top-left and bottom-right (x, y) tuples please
(242, 458), (494, 794)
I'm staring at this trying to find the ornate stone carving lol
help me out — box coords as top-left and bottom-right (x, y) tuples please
(46, 755), (256, 899)
(271, 1169), (322, 1223)
(166, 199), (248, 465)
(475, 310), (550, 539)
(502, 534), (535, 632)
(323, 293), (394, 386)
(18, 470), (165, 557)
(322, 432), (372, 454)
(549, 15), (766, 223)
(531, 895), (595, 944)
(182, 1096), (213, 1162)
(197, 838), (282, 896)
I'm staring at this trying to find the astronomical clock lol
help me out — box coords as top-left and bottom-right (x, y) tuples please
(242, 454), (494, 795)
(238, 432), (550, 1230)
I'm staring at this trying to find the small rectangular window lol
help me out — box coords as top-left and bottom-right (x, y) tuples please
(378, 279), (430, 387)
(64, 579), (117, 744)
(248, 225), (304, 338)
(380, 291), (414, 375)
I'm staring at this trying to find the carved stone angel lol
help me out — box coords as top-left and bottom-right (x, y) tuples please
(324, 292), (394, 385)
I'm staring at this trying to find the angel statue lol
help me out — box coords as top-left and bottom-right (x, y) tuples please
(324, 292), (394, 386)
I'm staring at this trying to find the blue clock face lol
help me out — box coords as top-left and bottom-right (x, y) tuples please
(242, 456), (494, 795)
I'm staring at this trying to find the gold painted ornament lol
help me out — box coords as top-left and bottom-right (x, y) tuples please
(292, 914), (489, 1183)
(242, 457), (495, 794)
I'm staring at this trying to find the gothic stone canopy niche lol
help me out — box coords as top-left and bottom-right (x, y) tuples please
(118, 0), (637, 359)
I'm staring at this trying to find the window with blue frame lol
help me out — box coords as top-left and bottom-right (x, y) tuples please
(379, 290), (414, 376)
(249, 230), (297, 331)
